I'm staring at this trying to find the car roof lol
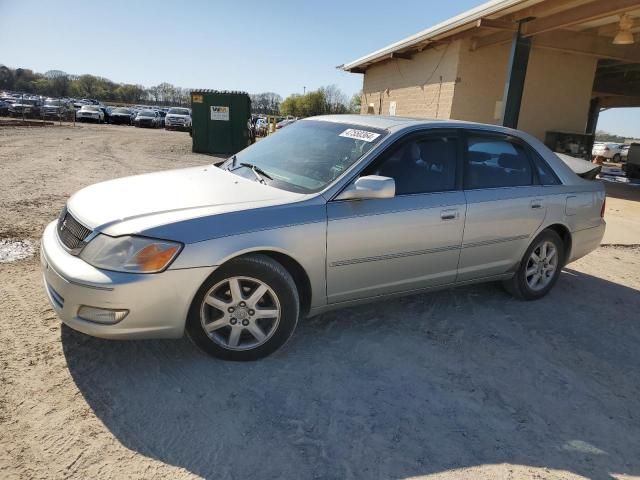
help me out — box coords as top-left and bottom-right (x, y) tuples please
(307, 114), (527, 136)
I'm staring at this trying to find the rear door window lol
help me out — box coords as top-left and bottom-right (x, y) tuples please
(464, 134), (533, 189)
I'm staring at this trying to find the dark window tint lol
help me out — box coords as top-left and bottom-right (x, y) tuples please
(364, 133), (458, 195)
(465, 135), (533, 189)
(529, 150), (561, 185)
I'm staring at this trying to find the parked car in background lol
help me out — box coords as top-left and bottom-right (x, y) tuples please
(110, 107), (135, 125)
(41, 115), (605, 361)
(165, 107), (192, 131)
(135, 109), (162, 128)
(76, 105), (105, 123)
(156, 109), (166, 128)
(42, 99), (72, 120)
(592, 142), (624, 162)
(9, 98), (42, 118)
(0, 100), (9, 116)
(623, 143), (640, 179)
(255, 117), (268, 136)
(99, 106), (112, 124)
(620, 144), (630, 161)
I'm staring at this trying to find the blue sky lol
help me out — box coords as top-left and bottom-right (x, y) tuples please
(0, 0), (637, 136)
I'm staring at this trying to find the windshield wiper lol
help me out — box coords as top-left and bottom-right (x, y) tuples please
(239, 162), (273, 184)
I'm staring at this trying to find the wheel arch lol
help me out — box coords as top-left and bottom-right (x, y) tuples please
(215, 248), (313, 318)
(542, 223), (572, 264)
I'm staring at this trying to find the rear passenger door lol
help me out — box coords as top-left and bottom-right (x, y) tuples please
(458, 131), (546, 282)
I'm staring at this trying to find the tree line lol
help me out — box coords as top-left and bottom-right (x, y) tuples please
(0, 65), (361, 115)
(0, 66), (191, 106)
(280, 85), (360, 117)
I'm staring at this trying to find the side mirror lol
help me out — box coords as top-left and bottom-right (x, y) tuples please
(336, 175), (395, 201)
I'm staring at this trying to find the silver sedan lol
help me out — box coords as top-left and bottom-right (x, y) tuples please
(41, 115), (605, 360)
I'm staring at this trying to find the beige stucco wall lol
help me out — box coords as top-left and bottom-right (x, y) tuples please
(361, 40), (462, 119)
(358, 38), (597, 141)
(450, 39), (511, 125)
(518, 47), (597, 140)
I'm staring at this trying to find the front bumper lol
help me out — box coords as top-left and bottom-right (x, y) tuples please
(110, 116), (131, 124)
(41, 221), (213, 339)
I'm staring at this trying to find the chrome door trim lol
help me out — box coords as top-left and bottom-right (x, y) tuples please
(330, 244), (461, 267)
(462, 234), (529, 249)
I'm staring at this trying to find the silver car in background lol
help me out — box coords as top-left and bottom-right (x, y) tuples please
(41, 115), (605, 361)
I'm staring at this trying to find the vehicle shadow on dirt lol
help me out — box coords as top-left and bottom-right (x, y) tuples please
(61, 269), (640, 480)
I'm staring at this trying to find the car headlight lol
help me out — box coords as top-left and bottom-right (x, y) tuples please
(79, 234), (182, 273)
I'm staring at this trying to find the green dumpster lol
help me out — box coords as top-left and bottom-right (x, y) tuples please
(191, 90), (251, 155)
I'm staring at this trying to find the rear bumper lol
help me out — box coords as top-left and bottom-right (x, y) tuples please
(568, 221), (606, 263)
(41, 221), (213, 339)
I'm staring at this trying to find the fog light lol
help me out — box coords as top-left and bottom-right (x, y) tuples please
(77, 306), (129, 325)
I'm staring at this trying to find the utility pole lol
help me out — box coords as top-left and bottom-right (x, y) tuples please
(303, 86), (306, 95)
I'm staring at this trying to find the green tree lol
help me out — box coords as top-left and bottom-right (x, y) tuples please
(0, 66), (14, 90)
(349, 92), (362, 114)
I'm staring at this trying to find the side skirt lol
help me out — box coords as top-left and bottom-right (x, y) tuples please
(307, 273), (515, 318)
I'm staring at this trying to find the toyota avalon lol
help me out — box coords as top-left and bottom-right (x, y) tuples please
(41, 115), (605, 361)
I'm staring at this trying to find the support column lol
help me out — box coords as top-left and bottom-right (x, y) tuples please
(502, 21), (531, 129)
(586, 97), (601, 135)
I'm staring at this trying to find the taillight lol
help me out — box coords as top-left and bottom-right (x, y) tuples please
(601, 196), (606, 218)
(604, 146), (610, 151)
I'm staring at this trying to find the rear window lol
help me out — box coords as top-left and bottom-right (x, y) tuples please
(529, 150), (561, 185)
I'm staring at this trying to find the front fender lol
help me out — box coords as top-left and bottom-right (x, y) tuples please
(170, 220), (327, 309)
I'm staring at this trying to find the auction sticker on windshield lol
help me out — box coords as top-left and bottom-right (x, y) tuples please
(339, 128), (381, 142)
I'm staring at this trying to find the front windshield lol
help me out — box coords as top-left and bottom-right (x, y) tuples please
(45, 100), (63, 106)
(83, 106), (100, 111)
(20, 99), (38, 105)
(113, 108), (130, 113)
(138, 110), (155, 116)
(224, 120), (386, 193)
(168, 108), (190, 115)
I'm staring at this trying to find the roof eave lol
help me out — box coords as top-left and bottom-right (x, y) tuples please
(342, 0), (534, 72)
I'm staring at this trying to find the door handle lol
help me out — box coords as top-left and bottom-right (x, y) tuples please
(530, 199), (544, 209)
(440, 209), (458, 220)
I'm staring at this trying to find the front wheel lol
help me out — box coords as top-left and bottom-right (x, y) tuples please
(502, 229), (564, 300)
(186, 254), (300, 361)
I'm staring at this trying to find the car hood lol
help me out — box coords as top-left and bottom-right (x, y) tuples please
(67, 165), (305, 238)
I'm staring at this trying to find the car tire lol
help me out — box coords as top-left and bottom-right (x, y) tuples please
(502, 229), (564, 301)
(613, 154), (621, 162)
(186, 254), (300, 361)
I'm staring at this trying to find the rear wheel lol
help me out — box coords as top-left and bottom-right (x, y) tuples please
(613, 153), (621, 162)
(186, 254), (300, 361)
(503, 229), (564, 300)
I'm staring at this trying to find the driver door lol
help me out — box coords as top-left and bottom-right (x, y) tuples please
(326, 130), (466, 304)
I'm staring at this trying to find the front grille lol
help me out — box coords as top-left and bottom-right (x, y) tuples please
(57, 207), (92, 251)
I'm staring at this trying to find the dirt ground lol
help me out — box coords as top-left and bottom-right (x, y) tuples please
(1, 123), (639, 480)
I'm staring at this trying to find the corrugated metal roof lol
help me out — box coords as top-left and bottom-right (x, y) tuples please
(342, 0), (538, 72)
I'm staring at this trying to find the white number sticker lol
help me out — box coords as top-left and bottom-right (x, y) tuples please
(339, 128), (380, 143)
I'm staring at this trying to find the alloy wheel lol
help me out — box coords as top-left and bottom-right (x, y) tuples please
(525, 240), (558, 291)
(200, 276), (281, 351)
